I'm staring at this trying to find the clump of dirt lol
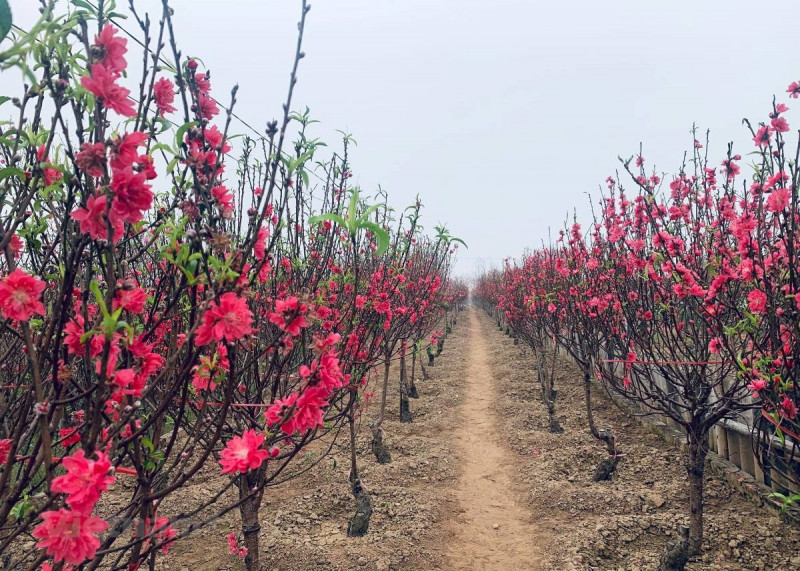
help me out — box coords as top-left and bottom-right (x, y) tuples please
(481, 311), (800, 571)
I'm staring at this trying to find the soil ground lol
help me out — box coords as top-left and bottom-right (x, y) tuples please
(152, 307), (800, 570)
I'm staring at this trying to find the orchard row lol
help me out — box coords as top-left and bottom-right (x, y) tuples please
(475, 84), (800, 561)
(0, 2), (466, 570)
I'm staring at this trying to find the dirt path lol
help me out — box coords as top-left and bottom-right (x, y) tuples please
(444, 308), (546, 570)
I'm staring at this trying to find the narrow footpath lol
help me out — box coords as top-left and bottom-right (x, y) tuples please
(444, 308), (546, 570)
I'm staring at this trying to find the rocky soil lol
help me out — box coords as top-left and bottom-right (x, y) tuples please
(481, 310), (800, 570)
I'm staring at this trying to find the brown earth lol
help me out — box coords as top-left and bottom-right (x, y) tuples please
(444, 309), (548, 569)
(119, 307), (800, 570)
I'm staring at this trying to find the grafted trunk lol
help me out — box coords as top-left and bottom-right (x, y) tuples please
(370, 422), (392, 464)
(687, 435), (707, 555)
(583, 369), (619, 481)
(538, 346), (562, 434)
(238, 474), (265, 571)
(372, 354), (393, 463)
(348, 413), (372, 535)
(409, 348), (419, 398)
(399, 347), (412, 423)
(658, 525), (690, 571)
(348, 480), (373, 537)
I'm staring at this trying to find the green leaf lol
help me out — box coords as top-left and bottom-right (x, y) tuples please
(89, 281), (109, 319)
(71, 0), (96, 12)
(0, 166), (25, 183)
(361, 221), (390, 255)
(347, 188), (359, 230)
(309, 213), (347, 228)
(358, 203), (381, 223)
(776, 426), (786, 448)
(174, 121), (198, 149)
(10, 493), (32, 521)
(152, 143), (175, 158)
(0, 0), (11, 44)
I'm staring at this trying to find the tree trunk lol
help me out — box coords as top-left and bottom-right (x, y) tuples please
(372, 354), (393, 463)
(348, 413), (372, 536)
(377, 354), (391, 426)
(687, 435), (708, 555)
(238, 474), (265, 571)
(583, 369), (619, 481)
(538, 348), (562, 434)
(409, 348), (419, 398)
(370, 422), (392, 463)
(399, 347), (412, 422)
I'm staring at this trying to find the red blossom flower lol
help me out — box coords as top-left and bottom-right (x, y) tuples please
(779, 395), (798, 420)
(0, 438), (11, 464)
(63, 315), (103, 358)
(71, 194), (125, 244)
(195, 93), (219, 120)
(50, 449), (115, 514)
(109, 132), (148, 170)
(766, 187), (790, 213)
(219, 429), (269, 475)
(58, 427), (81, 447)
(200, 125), (231, 154)
(94, 24), (127, 74)
(747, 289), (767, 314)
(195, 292), (254, 346)
(33, 509), (108, 565)
(81, 64), (136, 117)
(153, 77), (176, 115)
(136, 154), (157, 180)
(747, 377), (767, 398)
(75, 142), (107, 177)
(211, 185), (234, 219)
(109, 167), (153, 223)
(0, 268), (46, 321)
(752, 125), (774, 147)
(771, 116), (790, 133)
(268, 296), (310, 337)
(8, 234), (23, 258)
(113, 286), (147, 313)
(136, 516), (177, 556)
(37, 146), (63, 186)
(786, 80), (800, 99)
(254, 226), (269, 260)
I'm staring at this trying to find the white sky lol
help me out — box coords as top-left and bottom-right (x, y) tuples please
(6, 0), (800, 277)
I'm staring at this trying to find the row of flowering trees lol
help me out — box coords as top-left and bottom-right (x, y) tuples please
(475, 84), (800, 556)
(0, 1), (461, 570)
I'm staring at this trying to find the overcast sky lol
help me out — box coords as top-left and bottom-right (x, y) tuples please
(7, 0), (800, 277)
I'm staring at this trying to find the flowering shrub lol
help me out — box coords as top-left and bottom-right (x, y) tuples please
(0, 2), (458, 570)
(476, 85), (800, 553)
